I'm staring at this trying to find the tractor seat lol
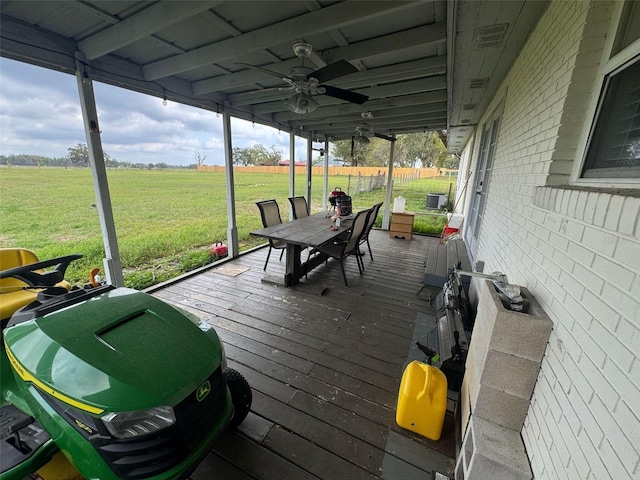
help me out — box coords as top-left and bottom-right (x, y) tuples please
(0, 248), (71, 321)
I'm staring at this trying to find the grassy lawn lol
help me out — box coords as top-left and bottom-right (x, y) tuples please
(0, 167), (456, 288)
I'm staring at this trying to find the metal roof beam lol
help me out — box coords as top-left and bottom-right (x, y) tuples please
(193, 30), (446, 95)
(252, 77), (446, 116)
(142, 1), (419, 80)
(321, 117), (448, 136)
(291, 108), (448, 131)
(270, 90), (448, 123)
(288, 103), (447, 126)
(78, 1), (220, 60)
(207, 57), (446, 105)
(322, 22), (446, 64)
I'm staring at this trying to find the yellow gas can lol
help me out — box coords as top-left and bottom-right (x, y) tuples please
(396, 360), (448, 440)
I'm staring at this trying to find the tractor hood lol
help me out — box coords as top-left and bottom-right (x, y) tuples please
(3, 287), (222, 414)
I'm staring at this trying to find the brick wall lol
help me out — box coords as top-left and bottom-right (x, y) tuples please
(459, 1), (639, 479)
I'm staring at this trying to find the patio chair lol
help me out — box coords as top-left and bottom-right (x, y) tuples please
(288, 196), (309, 219)
(359, 202), (384, 261)
(255, 199), (286, 271)
(308, 208), (372, 287)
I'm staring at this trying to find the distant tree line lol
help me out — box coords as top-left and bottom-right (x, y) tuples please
(1, 144), (200, 169)
(3, 133), (460, 170)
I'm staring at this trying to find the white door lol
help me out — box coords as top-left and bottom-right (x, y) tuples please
(466, 110), (501, 257)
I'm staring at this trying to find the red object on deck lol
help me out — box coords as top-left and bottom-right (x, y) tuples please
(210, 242), (228, 257)
(442, 226), (459, 237)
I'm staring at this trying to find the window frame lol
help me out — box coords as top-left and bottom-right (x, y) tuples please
(573, 2), (640, 188)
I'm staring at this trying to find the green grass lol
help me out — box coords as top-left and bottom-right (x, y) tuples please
(0, 167), (455, 288)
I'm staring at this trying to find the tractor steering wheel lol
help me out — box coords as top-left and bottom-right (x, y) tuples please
(0, 254), (83, 288)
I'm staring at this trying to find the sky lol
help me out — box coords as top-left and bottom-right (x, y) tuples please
(0, 57), (311, 166)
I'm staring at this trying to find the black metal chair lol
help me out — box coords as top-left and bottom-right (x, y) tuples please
(308, 208), (372, 287)
(288, 196), (309, 219)
(359, 202), (383, 261)
(255, 199), (286, 271)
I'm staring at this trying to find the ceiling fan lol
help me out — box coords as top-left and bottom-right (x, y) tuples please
(238, 42), (368, 114)
(354, 124), (395, 143)
(350, 124), (395, 158)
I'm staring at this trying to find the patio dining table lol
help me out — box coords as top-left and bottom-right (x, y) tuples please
(250, 212), (353, 288)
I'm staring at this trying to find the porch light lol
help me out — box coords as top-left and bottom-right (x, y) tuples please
(284, 92), (319, 114)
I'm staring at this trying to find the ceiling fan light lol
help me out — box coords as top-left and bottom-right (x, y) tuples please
(355, 135), (370, 144)
(284, 92), (319, 114)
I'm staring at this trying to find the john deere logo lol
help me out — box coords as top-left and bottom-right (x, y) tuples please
(196, 380), (211, 402)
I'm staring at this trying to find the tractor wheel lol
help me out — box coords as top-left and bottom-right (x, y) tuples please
(224, 368), (252, 428)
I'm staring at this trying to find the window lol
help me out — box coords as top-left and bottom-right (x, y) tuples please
(582, 57), (640, 178)
(580, 2), (640, 181)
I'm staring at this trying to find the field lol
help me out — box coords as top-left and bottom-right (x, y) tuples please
(0, 167), (456, 288)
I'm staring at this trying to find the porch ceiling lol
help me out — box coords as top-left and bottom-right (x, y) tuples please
(0, 0), (548, 152)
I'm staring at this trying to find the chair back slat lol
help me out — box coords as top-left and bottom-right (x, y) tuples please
(345, 209), (372, 253)
(365, 202), (383, 233)
(256, 199), (283, 228)
(288, 196), (309, 219)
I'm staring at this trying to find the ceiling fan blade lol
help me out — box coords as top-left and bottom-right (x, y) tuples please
(310, 59), (358, 83)
(374, 132), (396, 142)
(235, 62), (286, 80)
(321, 85), (369, 105)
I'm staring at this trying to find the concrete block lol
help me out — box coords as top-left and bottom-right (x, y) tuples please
(478, 350), (542, 401)
(465, 345), (480, 406)
(455, 416), (533, 480)
(465, 334), (484, 397)
(473, 384), (531, 432)
(476, 280), (553, 363)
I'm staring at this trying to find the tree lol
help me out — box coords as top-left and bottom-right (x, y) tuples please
(66, 143), (90, 167)
(232, 146), (255, 166)
(395, 132), (448, 168)
(232, 145), (281, 166)
(66, 143), (113, 167)
(194, 151), (207, 166)
(330, 132), (459, 169)
(331, 139), (375, 166)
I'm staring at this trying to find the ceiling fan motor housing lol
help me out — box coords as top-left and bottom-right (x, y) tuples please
(292, 42), (314, 58)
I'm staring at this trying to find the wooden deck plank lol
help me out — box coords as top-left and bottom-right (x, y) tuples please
(262, 425), (379, 480)
(251, 390), (384, 476)
(288, 390), (389, 450)
(434, 242), (449, 278)
(212, 431), (321, 480)
(232, 350), (396, 428)
(149, 230), (461, 479)
(309, 364), (398, 409)
(190, 450), (256, 480)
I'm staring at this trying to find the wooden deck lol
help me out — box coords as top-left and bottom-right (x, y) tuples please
(149, 230), (462, 480)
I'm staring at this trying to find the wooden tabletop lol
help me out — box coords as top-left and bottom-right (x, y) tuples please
(251, 212), (353, 247)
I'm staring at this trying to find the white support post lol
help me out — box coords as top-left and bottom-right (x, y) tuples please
(306, 133), (313, 210)
(382, 135), (396, 230)
(322, 138), (329, 211)
(289, 131), (296, 220)
(74, 57), (124, 286)
(222, 110), (239, 257)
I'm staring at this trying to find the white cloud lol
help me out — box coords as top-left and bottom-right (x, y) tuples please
(0, 57), (314, 166)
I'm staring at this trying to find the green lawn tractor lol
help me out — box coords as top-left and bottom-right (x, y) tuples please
(0, 248), (252, 480)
